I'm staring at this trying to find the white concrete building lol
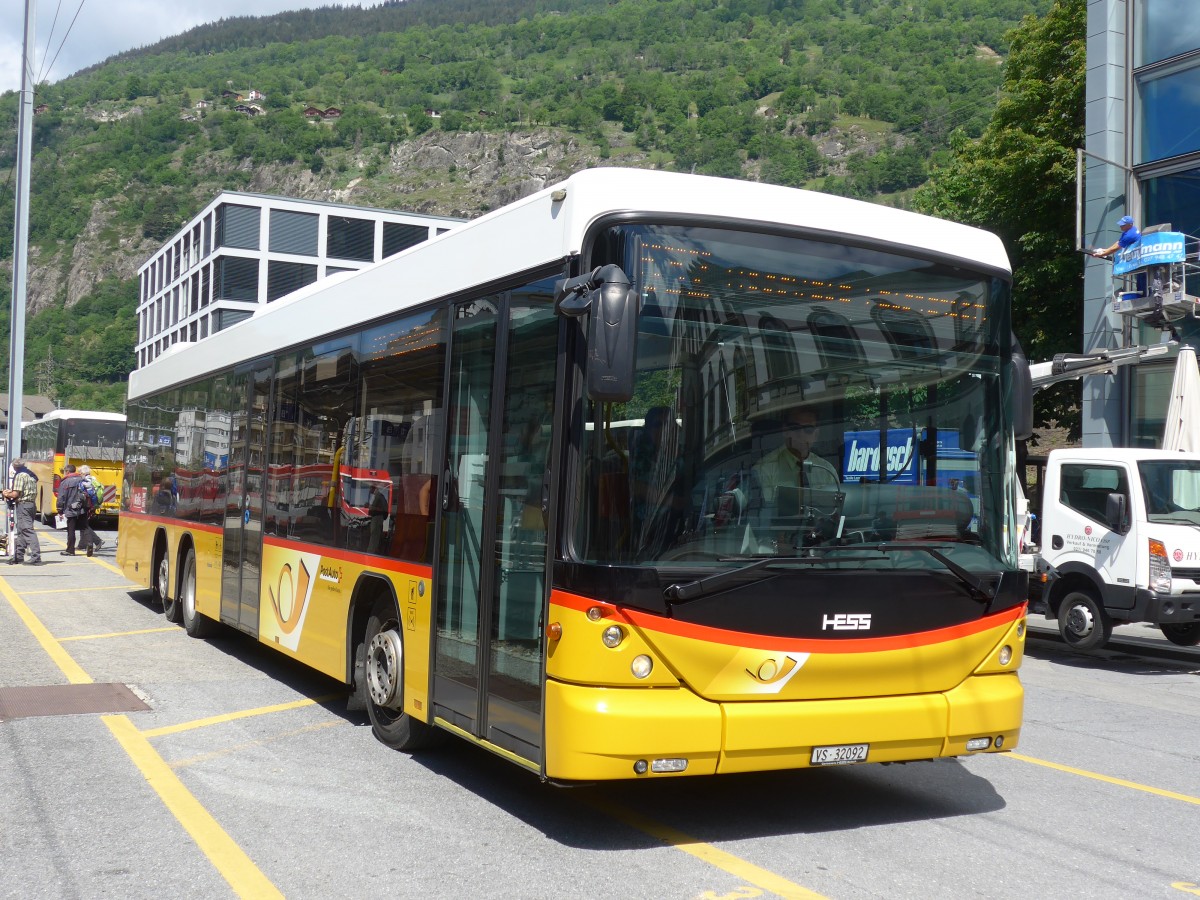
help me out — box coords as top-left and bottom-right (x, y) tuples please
(136, 192), (462, 369)
(1082, 0), (1200, 447)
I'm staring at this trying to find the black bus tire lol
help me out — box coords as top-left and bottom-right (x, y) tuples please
(1057, 590), (1112, 652)
(155, 549), (181, 623)
(1160, 622), (1200, 646)
(180, 548), (218, 638)
(363, 600), (439, 751)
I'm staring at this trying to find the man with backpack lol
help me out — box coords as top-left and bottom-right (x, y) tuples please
(77, 465), (106, 554)
(57, 464), (99, 557)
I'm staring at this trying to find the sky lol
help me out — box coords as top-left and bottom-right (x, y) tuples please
(1, 0), (384, 95)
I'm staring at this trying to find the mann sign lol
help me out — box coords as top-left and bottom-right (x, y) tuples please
(842, 429), (976, 488)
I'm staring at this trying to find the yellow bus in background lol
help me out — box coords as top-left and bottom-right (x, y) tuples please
(22, 409), (126, 523)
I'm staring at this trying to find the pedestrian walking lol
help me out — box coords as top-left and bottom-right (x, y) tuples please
(57, 464), (98, 557)
(77, 465), (106, 554)
(2, 458), (43, 565)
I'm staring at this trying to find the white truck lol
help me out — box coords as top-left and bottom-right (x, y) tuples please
(1025, 447), (1200, 651)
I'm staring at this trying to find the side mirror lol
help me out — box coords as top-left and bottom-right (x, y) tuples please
(1011, 334), (1034, 441)
(1105, 492), (1128, 533)
(554, 264), (639, 403)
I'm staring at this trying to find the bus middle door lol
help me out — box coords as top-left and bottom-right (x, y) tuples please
(221, 364), (273, 635)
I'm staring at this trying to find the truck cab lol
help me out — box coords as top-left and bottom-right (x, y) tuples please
(1035, 448), (1200, 651)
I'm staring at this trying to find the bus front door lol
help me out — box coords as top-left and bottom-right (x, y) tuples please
(221, 365), (272, 635)
(433, 284), (558, 767)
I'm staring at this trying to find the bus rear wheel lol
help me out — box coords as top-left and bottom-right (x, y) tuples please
(1160, 622), (1200, 646)
(362, 600), (438, 751)
(1057, 590), (1112, 652)
(155, 550), (181, 623)
(180, 548), (217, 638)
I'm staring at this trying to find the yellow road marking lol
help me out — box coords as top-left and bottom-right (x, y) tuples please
(587, 798), (827, 900)
(171, 721), (344, 769)
(104, 714), (284, 899)
(0, 574), (92, 684)
(5, 570), (282, 898)
(140, 694), (343, 738)
(22, 584), (133, 595)
(60, 626), (180, 642)
(88, 556), (125, 575)
(1008, 752), (1200, 806)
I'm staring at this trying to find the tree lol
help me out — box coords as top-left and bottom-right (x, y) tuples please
(914, 0), (1085, 435)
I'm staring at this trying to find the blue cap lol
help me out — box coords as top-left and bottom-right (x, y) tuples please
(1117, 215), (1134, 227)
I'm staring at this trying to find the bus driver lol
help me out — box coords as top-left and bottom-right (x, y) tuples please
(752, 406), (840, 506)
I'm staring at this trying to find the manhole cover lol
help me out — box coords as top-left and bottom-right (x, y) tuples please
(0, 683), (149, 721)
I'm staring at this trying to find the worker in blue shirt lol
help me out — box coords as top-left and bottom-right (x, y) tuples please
(1092, 215), (1140, 258)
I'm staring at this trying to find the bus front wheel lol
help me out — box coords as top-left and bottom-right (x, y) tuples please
(362, 600), (439, 751)
(1057, 590), (1112, 652)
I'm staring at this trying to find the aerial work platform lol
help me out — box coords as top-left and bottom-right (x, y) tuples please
(1107, 229), (1200, 336)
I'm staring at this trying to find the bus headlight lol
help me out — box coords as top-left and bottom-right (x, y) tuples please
(998, 645), (1012, 666)
(631, 655), (653, 678)
(602, 625), (624, 648)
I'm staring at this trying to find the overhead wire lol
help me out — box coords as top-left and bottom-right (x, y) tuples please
(39, 0), (90, 88)
(36, 0), (67, 85)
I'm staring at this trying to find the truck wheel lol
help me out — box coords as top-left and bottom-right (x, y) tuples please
(1159, 622), (1200, 646)
(1058, 590), (1112, 652)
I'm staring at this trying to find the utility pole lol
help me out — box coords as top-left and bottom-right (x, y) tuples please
(5, 0), (36, 538)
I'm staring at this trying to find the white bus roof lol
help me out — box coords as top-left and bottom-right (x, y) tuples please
(130, 167), (1010, 401)
(25, 409), (126, 424)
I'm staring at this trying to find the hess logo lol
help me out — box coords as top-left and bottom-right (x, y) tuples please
(822, 613), (872, 631)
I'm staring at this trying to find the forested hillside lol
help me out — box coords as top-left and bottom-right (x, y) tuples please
(0, 0), (1050, 410)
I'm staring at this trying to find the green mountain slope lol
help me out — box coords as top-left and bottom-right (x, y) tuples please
(0, 0), (1049, 410)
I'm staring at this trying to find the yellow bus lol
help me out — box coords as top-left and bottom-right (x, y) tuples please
(22, 409), (126, 523)
(118, 168), (1028, 781)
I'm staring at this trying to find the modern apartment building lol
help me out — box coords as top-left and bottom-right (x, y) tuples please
(1083, 0), (1200, 446)
(136, 192), (462, 369)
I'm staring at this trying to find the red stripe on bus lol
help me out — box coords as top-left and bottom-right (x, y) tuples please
(121, 511), (222, 533)
(550, 589), (1024, 653)
(261, 535), (433, 579)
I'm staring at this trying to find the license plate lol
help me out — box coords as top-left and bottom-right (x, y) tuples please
(810, 743), (869, 766)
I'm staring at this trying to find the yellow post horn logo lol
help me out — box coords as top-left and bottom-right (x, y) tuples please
(268, 560), (311, 635)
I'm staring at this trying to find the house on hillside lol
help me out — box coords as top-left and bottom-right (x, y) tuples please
(33, 103), (49, 115)
(424, 108), (441, 118)
(303, 106), (325, 118)
(247, 89), (265, 101)
(194, 100), (210, 110)
(321, 107), (342, 119)
(220, 89), (242, 100)
(233, 104), (261, 117)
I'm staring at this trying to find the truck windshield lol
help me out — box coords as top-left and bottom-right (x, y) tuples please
(1139, 459), (1200, 523)
(571, 223), (1016, 572)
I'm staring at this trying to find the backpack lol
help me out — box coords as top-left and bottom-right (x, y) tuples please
(59, 477), (96, 517)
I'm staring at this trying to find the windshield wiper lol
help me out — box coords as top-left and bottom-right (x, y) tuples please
(664, 544), (997, 605)
(872, 542), (996, 602)
(664, 553), (881, 602)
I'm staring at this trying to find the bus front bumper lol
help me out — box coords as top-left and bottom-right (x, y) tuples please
(544, 674), (1023, 781)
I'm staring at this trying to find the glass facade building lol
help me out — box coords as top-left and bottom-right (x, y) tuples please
(1083, 0), (1200, 446)
(136, 193), (461, 369)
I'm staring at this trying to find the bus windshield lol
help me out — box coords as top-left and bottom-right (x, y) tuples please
(63, 418), (126, 458)
(572, 223), (1015, 572)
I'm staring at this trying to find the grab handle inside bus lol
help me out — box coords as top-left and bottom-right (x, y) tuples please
(554, 264), (639, 403)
